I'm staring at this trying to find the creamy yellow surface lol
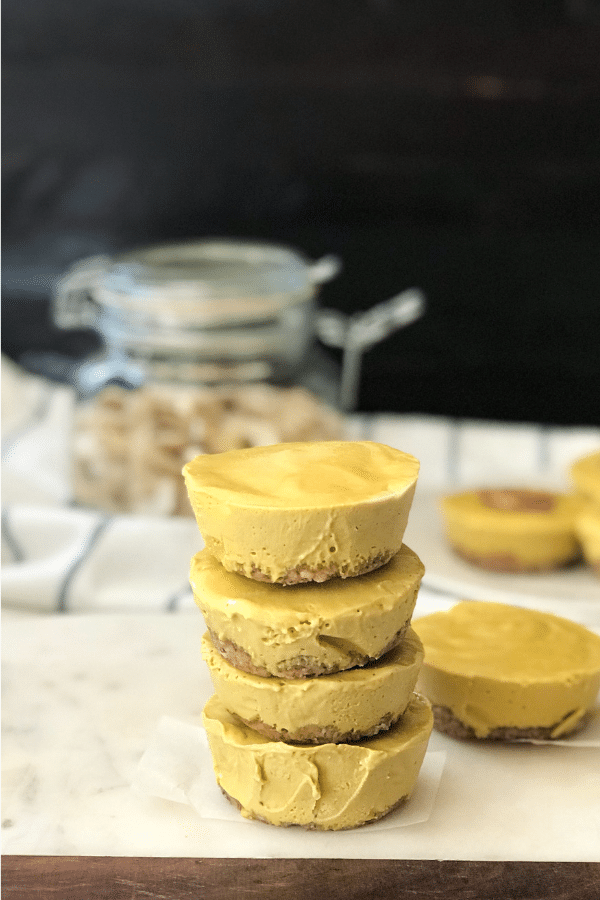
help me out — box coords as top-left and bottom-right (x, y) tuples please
(191, 544), (424, 676)
(183, 441), (419, 582)
(576, 506), (600, 570)
(184, 441), (420, 508)
(414, 601), (600, 738)
(440, 489), (581, 568)
(571, 450), (600, 506)
(202, 628), (424, 741)
(203, 692), (433, 830)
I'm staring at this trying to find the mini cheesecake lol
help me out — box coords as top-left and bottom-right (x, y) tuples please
(570, 450), (600, 577)
(414, 601), (600, 740)
(202, 692), (433, 830)
(571, 450), (600, 506)
(440, 488), (581, 572)
(575, 507), (600, 576)
(201, 628), (424, 744)
(183, 441), (419, 584)
(191, 544), (424, 678)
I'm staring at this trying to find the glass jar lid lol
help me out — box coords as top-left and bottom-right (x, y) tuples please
(54, 239), (340, 332)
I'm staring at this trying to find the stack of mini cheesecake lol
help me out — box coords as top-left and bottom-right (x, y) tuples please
(182, 440), (433, 831)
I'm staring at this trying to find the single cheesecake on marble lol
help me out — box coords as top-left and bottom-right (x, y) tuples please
(414, 600), (600, 740)
(182, 440), (420, 584)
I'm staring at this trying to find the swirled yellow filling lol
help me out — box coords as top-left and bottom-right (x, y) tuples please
(202, 691), (433, 829)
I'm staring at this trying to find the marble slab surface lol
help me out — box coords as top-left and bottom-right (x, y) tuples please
(2, 599), (599, 861)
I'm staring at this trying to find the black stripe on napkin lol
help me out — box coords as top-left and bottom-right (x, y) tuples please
(1, 507), (25, 563)
(56, 516), (112, 612)
(1, 385), (53, 462)
(166, 583), (193, 613)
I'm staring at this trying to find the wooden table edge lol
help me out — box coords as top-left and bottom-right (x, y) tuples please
(2, 856), (600, 899)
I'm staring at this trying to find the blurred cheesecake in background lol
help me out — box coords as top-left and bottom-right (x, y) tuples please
(439, 487), (581, 573)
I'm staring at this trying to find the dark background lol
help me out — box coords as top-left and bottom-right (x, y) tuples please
(3, 0), (600, 425)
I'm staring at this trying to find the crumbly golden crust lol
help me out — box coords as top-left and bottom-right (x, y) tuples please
(208, 622), (410, 679)
(449, 544), (581, 573)
(220, 787), (409, 831)
(431, 704), (588, 741)
(238, 550), (396, 585)
(235, 711), (397, 745)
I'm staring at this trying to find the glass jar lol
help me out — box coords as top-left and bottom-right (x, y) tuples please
(53, 238), (341, 396)
(53, 237), (424, 516)
(52, 238), (347, 515)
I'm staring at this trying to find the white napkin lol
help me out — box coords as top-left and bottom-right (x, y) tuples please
(2, 358), (75, 507)
(1, 357), (205, 612)
(1, 505), (203, 613)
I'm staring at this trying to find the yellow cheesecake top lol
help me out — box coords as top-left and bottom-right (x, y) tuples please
(183, 440), (419, 510)
(441, 488), (581, 532)
(414, 601), (600, 683)
(571, 450), (600, 505)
